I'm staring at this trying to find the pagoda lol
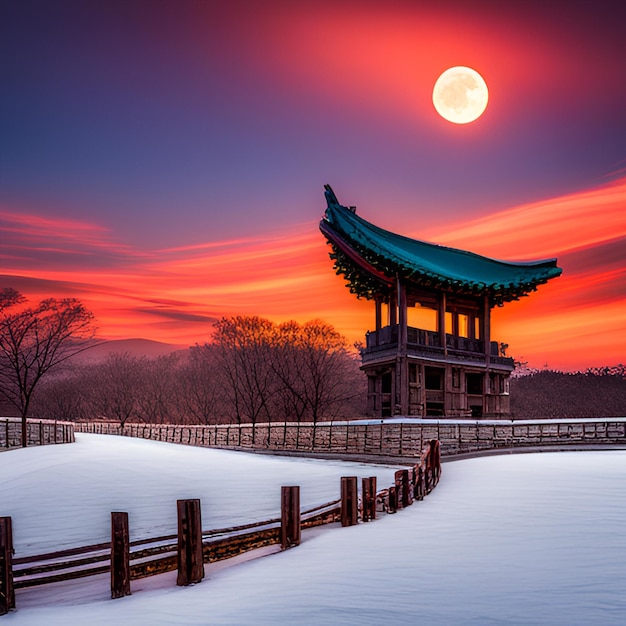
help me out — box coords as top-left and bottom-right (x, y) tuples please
(319, 185), (562, 418)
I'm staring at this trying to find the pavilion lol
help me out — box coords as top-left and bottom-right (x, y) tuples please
(319, 185), (562, 418)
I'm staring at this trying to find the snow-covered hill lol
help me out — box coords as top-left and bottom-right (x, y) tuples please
(2, 435), (625, 625)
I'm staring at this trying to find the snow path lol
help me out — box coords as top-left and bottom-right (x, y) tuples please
(0, 434), (401, 556)
(2, 435), (625, 625)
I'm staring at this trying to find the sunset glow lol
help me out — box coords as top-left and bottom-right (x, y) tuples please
(1, 1), (624, 371)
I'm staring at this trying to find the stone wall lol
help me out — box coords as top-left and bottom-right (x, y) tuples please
(1, 418), (75, 449)
(75, 418), (626, 458)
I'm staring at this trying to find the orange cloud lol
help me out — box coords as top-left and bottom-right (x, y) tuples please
(424, 176), (626, 369)
(420, 176), (626, 260)
(2, 178), (624, 369)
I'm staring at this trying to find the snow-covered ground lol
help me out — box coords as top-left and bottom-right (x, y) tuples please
(2, 434), (625, 625)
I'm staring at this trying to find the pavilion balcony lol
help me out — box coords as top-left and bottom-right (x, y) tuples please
(362, 324), (514, 368)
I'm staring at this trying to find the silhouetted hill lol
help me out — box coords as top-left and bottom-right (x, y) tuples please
(72, 338), (188, 363)
(510, 367), (626, 418)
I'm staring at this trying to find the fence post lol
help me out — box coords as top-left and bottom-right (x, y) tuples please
(362, 476), (377, 522)
(401, 469), (412, 507)
(111, 512), (131, 599)
(388, 486), (398, 513)
(413, 464), (425, 501)
(429, 439), (441, 486)
(0, 517), (16, 615)
(341, 476), (358, 527)
(280, 486), (301, 549)
(394, 470), (405, 510)
(176, 499), (204, 586)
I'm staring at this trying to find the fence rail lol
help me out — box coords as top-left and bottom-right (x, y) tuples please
(1, 418), (75, 449)
(1, 441), (441, 615)
(75, 418), (626, 458)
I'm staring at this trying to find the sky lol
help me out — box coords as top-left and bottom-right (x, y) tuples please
(4, 435), (626, 624)
(1, 0), (625, 370)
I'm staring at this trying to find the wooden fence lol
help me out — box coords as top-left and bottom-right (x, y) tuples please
(1, 418), (75, 449)
(0, 441), (441, 615)
(75, 418), (626, 458)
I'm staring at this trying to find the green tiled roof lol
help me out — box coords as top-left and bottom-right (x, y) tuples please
(319, 185), (562, 305)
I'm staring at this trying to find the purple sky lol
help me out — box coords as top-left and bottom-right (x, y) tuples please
(1, 0), (625, 368)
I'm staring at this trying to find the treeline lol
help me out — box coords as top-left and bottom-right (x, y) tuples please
(510, 366), (626, 418)
(27, 316), (366, 426)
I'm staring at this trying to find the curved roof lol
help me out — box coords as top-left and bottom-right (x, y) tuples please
(319, 185), (562, 305)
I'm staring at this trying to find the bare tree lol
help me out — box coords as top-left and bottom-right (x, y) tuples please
(210, 315), (366, 428)
(274, 320), (364, 423)
(82, 353), (144, 428)
(211, 316), (278, 437)
(174, 345), (224, 424)
(135, 354), (179, 424)
(0, 292), (96, 446)
(30, 369), (88, 422)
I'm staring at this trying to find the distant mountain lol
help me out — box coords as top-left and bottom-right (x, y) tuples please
(72, 338), (189, 363)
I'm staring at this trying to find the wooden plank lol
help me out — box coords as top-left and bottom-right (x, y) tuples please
(13, 541), (111, 565)
(176, 499), (204, 586)
(14, 564), (110, 589)
(111, 512), (131, 599)
(0, 517), (16, 614)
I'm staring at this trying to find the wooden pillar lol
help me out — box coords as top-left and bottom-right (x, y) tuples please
(375, 298), (382, 346)
(281, 486), (301, 549)
(389, 292), (397, 326)
(482, 295), (491, 364)
(438, 292), (447, 355)
(362, 476), (377, 522)
(451, 312), (459, 337)
(111, 512), (131, 599)
(176, 499), (204, 586)
(397, 280), (409, 415)
(341, 476), (358, 527)
(468, 314), (476, 340)
(0, 517), (15, 615)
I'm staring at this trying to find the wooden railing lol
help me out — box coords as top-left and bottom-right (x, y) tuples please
(75, 418), (626, 459)
(0, 441), (441, 615)
(1, 418), (75, 449)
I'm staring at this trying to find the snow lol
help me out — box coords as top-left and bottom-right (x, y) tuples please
(2, 434), (626, 625)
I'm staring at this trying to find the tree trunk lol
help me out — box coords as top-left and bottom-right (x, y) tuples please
(21, 413), (27, 448)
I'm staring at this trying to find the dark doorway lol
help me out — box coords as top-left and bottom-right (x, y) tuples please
(466, 373), (484, 395)
(381, 371), (392, 417)
(425, 367), (444, 390)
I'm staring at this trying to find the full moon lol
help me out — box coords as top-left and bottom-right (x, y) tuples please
(432, 66), (489, 124)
